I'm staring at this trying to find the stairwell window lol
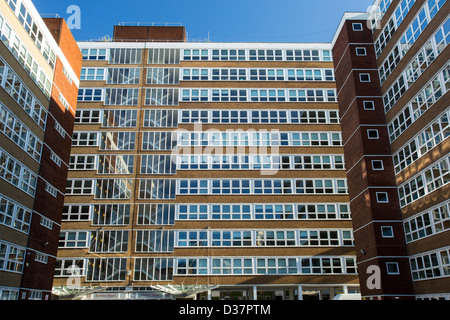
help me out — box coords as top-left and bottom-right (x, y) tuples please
(352, 23), (363, 31)
(372, 160), (384, 170)
(367, 129), (379, 139)
(356, 47), (367, 56)
(386, 262), (400, 274)
(381, 226), (394, 238)
(359, 73), (371, 82)
(363, 101), (375, 110)
(376, 192), (389, 203)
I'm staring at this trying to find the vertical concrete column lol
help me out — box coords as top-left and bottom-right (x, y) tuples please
(343, 285), (348, 294)
(297, 286), (303, 300)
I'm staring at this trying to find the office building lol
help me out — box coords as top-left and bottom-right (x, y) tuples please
(1, 0), (445, 301)
(332, 0), (449, 300)
(0, 0), (81, 300)
(52, 24), (361, 300)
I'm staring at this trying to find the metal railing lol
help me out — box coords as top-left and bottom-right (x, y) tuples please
(117, 22), (183, 27)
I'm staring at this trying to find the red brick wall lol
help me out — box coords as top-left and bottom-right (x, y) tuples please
(332, 19), (415, 300)
(20, 18), (81, 298)
(113, 25), (186, 42)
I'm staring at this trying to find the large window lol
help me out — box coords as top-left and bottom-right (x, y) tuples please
(109, 48), (142, 64)
(173, 256), (356, 276)
(179, 109), (339, 124)
(181, 68), (334, 82)
(393, 110), (449, 174)
(98, 155), (134, 174)
(180, 88), (337, 102)
(86, 258), (127, 281)
(0, 11), (53, 98)
(0, 195), (31, 234)
(100, 132), (136, 150)
(398, 156), (450, 207)
(75, 110), (101, 124)
(102, 109), (137, 128)
(78, 88), (103, 102)
(143, 109), (178, 128)
(0, 58), (48, 129)
(145, 88), (179, 105)
(141, 154), (176, 174)
(138, 179), (176, 199)
(0, 240), (26, 273)
(177, 154), (345, 171)
(104, 88), (139, 105)
(177, 131), (342, 147)
(148, 48), (180, 64)
(410, 247), (450, 281)
(62, 204), (91, 221)
(90, 230), (129, 252)
(80, 68), (105, 81)
(65, 179), (94, 196)
(70, 155), (96, 170)
(176, 203), (351, 221)
(181, 49), (332, 61)
(177, 179), (347, 195)
(404, 200), (450, 243)
(388, 63), (449, 140)
(81, 48), (107, 60)
(0, 148), (37, 196)
(135, 230), (174, 252)
(142, 132), (177, 150)
(378, 2), (448, 83)
(57, 255), (357, 280)
(59, 231), (89, 248)
(92, 204), (130, 225)
(62, 203), (131, 225)
(137, 203), (175, 225)
(134, 258), (173, 281)
(0, 102), (43, 162)
(95, 179), (133, 199)
(147, 68), (179, 84)
(107, 68), (140, 84)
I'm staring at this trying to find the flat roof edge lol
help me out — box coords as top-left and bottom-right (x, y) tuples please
(76, 42), (334, 49)
(331, 12), (370, 48)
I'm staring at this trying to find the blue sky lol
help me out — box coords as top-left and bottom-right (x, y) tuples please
(34, 0), (375, 43)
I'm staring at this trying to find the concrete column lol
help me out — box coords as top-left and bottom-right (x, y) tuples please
(253, 286), (258, 300)
(207, 289), (212, 300)
(297, 285), (303, 300)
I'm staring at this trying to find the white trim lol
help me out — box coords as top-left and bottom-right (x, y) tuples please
(78, 41), (333, 51)
(331, 12), (370, 47)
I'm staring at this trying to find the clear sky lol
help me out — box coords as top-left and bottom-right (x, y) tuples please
(33, 0), (375, 43)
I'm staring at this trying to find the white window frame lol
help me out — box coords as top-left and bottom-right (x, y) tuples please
(367, 129), (379, 139)
(356, 47), (367, 56)
(359, 73), (371, 82)
(386, 262), (400, 274)
(352, 23), (363, 31)
(381, 226), (394, 238)
(363, 101), (375, 110)
(376, 192), (389, 203)
(372, 160), (384, 170)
